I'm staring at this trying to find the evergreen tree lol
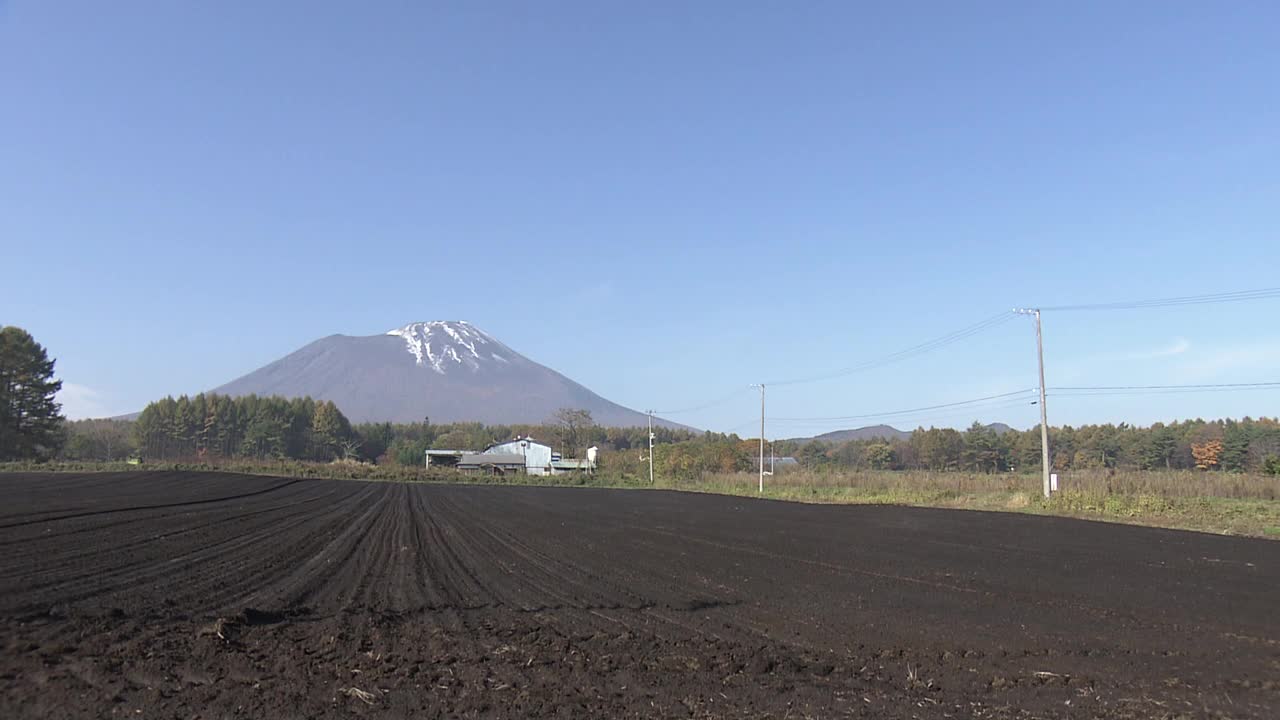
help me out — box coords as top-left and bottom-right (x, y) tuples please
(1142, 426), (1177, 470)
(0, 326), (66, 460)
(1221, 420), (1251, 472)
(961, 422), (1003, 472)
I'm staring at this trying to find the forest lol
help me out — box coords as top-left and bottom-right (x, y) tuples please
(55, 393), (1280, 479)
(130, 394), (357, 462)
(771, 419), (1280, 475)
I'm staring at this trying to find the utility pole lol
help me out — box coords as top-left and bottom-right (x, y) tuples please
(646, 410), (655, 485)
(1015, 308), (1052, 498)
(751, 384), (765, 494)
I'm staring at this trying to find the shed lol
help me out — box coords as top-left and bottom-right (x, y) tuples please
(424, 450), (464, 469)
(484, 436), (554, 476)
(457, 453), (527, 475)
(550, 446), (598, 475)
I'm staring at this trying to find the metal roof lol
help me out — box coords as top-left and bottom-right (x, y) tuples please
(483, 436), (549, 452)
(752, 456), (800, 466)
(458, 453), (526, 466)
(550, 459), (594, 469)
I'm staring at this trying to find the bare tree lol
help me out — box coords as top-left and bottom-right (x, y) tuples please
(551, 408), (594, 458)
(339, 437), (363, 461)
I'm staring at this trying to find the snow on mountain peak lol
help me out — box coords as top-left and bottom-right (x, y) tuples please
(386, 321), (506, 373)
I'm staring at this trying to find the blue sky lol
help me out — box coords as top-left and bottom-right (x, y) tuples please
(3, 2), (1278, 433)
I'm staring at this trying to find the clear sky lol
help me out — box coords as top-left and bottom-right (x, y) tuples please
(3, 1), (1278, 434)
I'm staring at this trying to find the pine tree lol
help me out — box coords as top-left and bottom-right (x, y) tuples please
(0, 327), (66, 460)
(961, 422), (1003, 472)
(1142, 426), (1177, 470)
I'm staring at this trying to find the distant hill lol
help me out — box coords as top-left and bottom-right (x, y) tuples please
(788, 422), (1016, 444)
(788, 424), (911, 443)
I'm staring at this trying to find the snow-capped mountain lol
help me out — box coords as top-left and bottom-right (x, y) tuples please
(210, 321), (681, 428)
(385, 321), (511, 374)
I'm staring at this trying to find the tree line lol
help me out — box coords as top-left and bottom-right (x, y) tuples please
(57, 405), (1280, 480)
(131, 394), (357, 461)
(6, 324), (1278, 476)
(62, 401), (703, 464)
(774, 418), (1280, 475)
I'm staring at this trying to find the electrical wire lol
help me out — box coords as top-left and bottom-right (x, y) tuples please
(723, 418), (765, 434)
(653, 387), (753, 416)
(765, 311), (1019, 387)
(769, 398), (1040, 425)
(1053, 381), (1280, 391)
(656, 287), (1276, 426)
(1050, 384), (1280, 398)
(767, 398), (1040, 433)
(770, 389), (1037, 423)
(654, 309), (1025, 416)
(1039, 286), (1280, 312)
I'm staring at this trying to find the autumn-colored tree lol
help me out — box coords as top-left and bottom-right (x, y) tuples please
(310, 400), (351, 460)
(862, 442), (896, 470)
(1190, 439), (1223, 470)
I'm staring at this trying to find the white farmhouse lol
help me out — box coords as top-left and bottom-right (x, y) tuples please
(483, 436), (597, 476)
(484, 436), (553, 475)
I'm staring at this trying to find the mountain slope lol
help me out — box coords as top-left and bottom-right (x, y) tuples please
(211, 321), (682, 428)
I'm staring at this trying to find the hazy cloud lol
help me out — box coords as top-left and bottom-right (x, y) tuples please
(1052, 337), (1193, 384)
(1128, 337), (1191, 360)
(1173, 340), (1280, 382)
(57, 383), (112, 420)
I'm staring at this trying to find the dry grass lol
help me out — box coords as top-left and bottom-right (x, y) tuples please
(6, 460), (1277, 538)
(661, 469), (1280, 538)
(679, 468), (1278, 500)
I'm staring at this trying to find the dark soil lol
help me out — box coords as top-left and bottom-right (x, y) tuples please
(1, 471), (1277, 718)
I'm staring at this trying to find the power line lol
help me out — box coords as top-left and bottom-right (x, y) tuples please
(724, 417), (764, 434)
(654, 312), (1018, 421)
(658, 286), (1276, 428)
(1050, 382), (1280, 398)
(1053, 381), (1280, 391)
(769, 396), (1040, 424)
(653, 387), (752, 415)
(766, 311), (1019, 387)
(770, 389), (1037, 423)
(742, 382), (1276, 432)
(1039, 286), (1280, 312)
(767, 398), (1040, 432)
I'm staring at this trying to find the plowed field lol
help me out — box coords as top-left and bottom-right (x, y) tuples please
(1, 471), (1277, 718)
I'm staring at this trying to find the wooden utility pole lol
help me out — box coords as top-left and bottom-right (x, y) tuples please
(752, 384), (765, 494)
(1016, 308), (1052, 498)
(646, 410), (655, 485)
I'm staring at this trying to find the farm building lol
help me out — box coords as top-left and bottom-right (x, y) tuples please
(752, 456), (799, 470)
(485, 437), (554, 476)
(425, 436), (597, 476)
(483, 436), (598, 476)
(458, 453), (526, 475)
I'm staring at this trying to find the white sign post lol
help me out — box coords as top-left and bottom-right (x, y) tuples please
(1050, 473), (1059, 493)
